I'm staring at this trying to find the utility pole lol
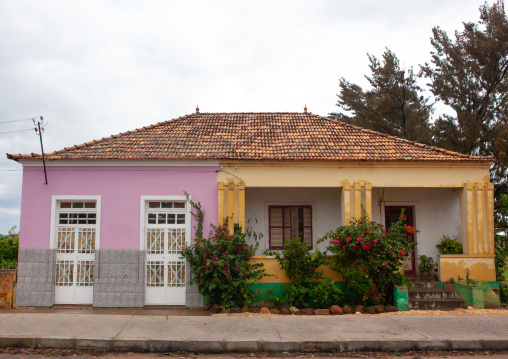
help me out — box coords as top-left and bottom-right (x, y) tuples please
(34, 116), (48, 185)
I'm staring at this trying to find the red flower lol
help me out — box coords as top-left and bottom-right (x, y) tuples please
(198, 270), (202, 274)
(242, 274), (246, 277)
(346, 237), (353, 243)
(399, 250), (405, 255)
(204, 264), (208, 269)
(213, 255), (217, 259)
(356, 237), (363, 242)
(382, 229), (387, 234)
(354, 244), (359, 250)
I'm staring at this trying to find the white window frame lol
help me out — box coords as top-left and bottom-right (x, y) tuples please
(50, 195), (102, 250)
(139, 195), (192, 250)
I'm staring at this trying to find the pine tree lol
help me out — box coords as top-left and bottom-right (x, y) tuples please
(331, 48), (433, 145)
(421, 0), (508, 232)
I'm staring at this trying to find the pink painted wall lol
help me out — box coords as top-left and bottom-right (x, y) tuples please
(20, 166), (219, 249)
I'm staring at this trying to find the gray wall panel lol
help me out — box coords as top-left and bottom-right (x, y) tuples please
(93, 249), (145, 308)
(185, 260), (204, 308)
(16, 248), (55, 307)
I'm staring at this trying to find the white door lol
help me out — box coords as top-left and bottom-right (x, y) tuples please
(54, 200), (98, 304)
(143, 200), (189, 305)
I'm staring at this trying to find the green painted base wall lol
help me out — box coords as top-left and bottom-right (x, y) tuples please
(249, 283), (365, 308)
(437, 281), (500, 308)
(479, 281), (501, 307)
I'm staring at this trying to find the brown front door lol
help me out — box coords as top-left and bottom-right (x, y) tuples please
(385, 206), (416, 276)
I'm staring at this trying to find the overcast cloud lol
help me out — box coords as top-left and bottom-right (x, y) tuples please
(0, 0), (492, 233)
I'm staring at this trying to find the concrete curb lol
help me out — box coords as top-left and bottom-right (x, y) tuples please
(1, 336), (508, 353)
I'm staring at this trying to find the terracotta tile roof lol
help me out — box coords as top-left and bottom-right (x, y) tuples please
(7, 112), (494, 162)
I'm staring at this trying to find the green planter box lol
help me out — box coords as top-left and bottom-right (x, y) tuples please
(393, 286), (408, 311)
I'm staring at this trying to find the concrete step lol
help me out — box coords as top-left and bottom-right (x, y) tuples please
(410, 281), (441, 289)
(408, 298), (465, 310)
(409, 288), (461, 300)
(408, 280), (465, 310)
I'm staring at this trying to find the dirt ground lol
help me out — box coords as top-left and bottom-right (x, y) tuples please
(224, 308), (508, 317)
(1, 348), (508, 359)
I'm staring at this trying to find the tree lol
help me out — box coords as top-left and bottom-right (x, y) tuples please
(421, 0), (508, 238)
(331, 48), (434, 145)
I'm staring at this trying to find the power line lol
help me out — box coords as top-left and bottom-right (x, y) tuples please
(0, 128), (34, 135)
(0, 118), (34, 125)
(0, 168), (219, 172)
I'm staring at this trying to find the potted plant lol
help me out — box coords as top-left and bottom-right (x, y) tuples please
(418, 255), (436, 279)
(436, 235), (463, 254)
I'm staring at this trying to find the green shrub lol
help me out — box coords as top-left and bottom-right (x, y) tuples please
(265, 237), (327, 308)
(495, 242), (508, 281)
(309, 278), (343, 308)
(0, 226), (19, 269)
(321, 210), (414, 306)
(180, 196), (265, 308)
(499, 282), (508, 307)
(436, 235), (463, 254)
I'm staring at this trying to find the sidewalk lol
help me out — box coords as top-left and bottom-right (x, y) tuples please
(0, 310), (507, 353)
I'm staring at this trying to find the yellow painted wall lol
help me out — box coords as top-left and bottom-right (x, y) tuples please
(251, 255), (496, 284)
(218, 161), (491, 188)
(439, 255), (496, 282)
(249, 256), (343, 283)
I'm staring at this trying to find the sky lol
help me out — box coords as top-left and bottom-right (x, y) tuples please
(0, 0), (495, 234)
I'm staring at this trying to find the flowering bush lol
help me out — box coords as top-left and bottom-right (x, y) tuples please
(321, 211), (415, 305)
(181, 196), (264, 308)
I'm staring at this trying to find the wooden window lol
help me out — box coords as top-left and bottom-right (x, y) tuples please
(269, 206), (312, 249)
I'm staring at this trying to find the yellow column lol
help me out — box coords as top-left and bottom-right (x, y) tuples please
(486, 183), (494, 255)
(476, 182), (485, 255)
(354, 182), (362, 219)
(233, 182), (240, 225)
(239, 182), (245, 231)
(466, 183), (476, 255)
(342, 182), (351, 225)
(228, 181), (235, 234)
(365, 182), (372, 219)
(218, 182), (224, 224)
(460, 182), (496, 256)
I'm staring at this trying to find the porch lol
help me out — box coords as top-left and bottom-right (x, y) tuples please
(216, 161), (496, 282)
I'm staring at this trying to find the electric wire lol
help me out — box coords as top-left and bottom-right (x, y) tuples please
(0, 128), (34, 135)
(0, 168), (219, 172)
(0, 118), (34, 125)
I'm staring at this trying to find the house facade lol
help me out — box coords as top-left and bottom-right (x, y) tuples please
(8, 111), (496, 308)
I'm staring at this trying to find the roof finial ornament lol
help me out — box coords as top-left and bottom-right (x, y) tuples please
(304, 104), (307, 114)
(196, 105), (200, 114)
